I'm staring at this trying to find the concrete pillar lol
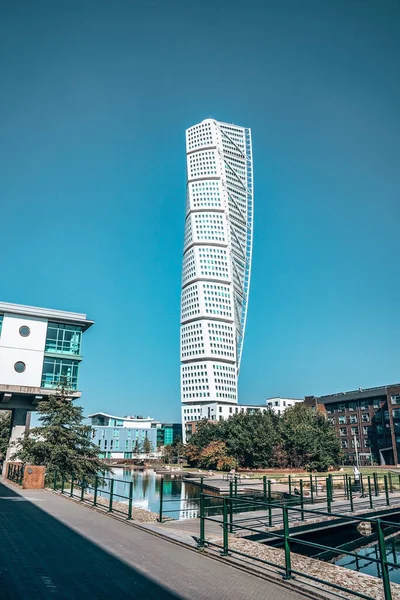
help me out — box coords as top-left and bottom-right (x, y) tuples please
(5, 408), (29, 462)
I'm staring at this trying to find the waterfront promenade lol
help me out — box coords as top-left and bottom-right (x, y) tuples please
(0, 480), (308, 600)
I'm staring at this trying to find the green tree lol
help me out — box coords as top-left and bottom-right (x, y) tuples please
(133, 439), (140, 454)
(13, 384), (108, 482)
(280, 404), (341, 471)
(199, 441), (236, 471)
(162, 444), (174, 464)
(142, 437), (152, 454)
(0, 411), (11, 460)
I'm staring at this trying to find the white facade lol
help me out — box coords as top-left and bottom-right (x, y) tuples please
(180, 119), (253, 441)
(0, 301), (93, 398)
(0, 301), (93, 462)
(266, 397), (303, 415)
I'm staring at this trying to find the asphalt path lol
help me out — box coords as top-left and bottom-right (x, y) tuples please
(0, 480), (309, 600)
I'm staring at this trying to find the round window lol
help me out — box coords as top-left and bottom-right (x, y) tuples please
(14, 361), (26, 373)
(19, 326), (31, 337)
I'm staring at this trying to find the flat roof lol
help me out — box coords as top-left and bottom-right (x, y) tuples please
(88, 412), (154, 422)
(314, 384), (400, 404)
(0, 301), (94, 331)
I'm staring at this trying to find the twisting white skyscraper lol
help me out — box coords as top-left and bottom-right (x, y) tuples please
(180, 119), (253, 441)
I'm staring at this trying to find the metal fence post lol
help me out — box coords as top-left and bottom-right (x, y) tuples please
(349, 478), (354, 512)
(229, 497), (234, 533)
(377, 519), (392, 600)
(229, 480), (233, 500)
(368, 476), (373, 509)
(234, 476), (238, 497)
(374, 472), (379, 496)
(108, 478), (114, 512)
(221, 497), (229, 556)
(343, 474), (347, 499)
(61, 473), (65, 494)
(384, 475), (390, 506)
(199, 492), (205, 548)
(360, 473), (365, 498)
(329, 474), (333, 499)
(326, 478), (331, 514)
(127, 480), (133, 520)
(158, 477), (164, 522)
(282, 506), (292, 580)
(309, 473), (314, 504)
(268, 479), (272, 527)
(300, 479), (304, 520)
(93, 475), (99, 507)
(53, 471), (57, 491)
(80, 479), (85, 501)
(388, 472), (393, 494)
(263, 476), (267, 501)
(315, 474), (318, 497)
(70, 473), (75, 497)
(288, 475), (292, 497)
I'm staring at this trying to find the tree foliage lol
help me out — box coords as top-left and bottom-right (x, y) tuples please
(0, 411), (11, 459)
(142, 437), (152, 454)
(187, 405), (341, 472)
(13, 385), (108, 482)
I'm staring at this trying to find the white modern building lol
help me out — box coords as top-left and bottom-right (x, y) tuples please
(88, 412), (158, 459)
(266, 397), (303, 415)
(0, 301), (93, 461)
(180, 119), (253, 442)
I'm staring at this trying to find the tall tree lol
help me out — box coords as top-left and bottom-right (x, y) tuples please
(279, 404), (342, 471)
(13, 384), (108, 482)
(0, 411), (11, 460)
(142, 437), (152, 454)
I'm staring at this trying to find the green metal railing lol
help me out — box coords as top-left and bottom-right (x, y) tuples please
(7, 463), (24, 485)
(199, 492), (400, 600)
(52, 473), (202, 522)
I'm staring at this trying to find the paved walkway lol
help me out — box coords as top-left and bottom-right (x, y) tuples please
(0, 481), (308, 600)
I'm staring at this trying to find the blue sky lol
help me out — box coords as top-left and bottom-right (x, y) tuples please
(0, 0), (399, 422)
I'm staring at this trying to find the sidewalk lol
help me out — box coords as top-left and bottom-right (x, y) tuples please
(0, 481), (309, 600)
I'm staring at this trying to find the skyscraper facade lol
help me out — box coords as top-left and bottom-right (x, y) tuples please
(180, 119), (253, 440)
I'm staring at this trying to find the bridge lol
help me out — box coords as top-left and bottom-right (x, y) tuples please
(0, 479), (309, 600)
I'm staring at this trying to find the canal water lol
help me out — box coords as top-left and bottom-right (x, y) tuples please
(98, 468), (222, 520)
(333, 535), (400, 583)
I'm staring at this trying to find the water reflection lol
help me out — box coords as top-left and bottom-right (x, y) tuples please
(333, 535), (400, 584)
(98, 468), (207, 520)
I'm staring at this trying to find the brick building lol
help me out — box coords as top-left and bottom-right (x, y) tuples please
(305, 383), (400, 466)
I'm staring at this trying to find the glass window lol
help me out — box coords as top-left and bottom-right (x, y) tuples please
(393, 409), (400, 420)
(351, 427), (359, 435)
(377, 425), (384, 435)
(41, 357), (79, 390)
(348, 402), (357, 411)
(362, 413), (370, 422)
(340, 428), (347, 436)
(45, 322), (82, 355)
(373, 399), (381, 408)
(362, 426), (369, 435)
(14, 361), (26, 373)
(328, 418), (335, 425)
(0, 314), (3, 336)
(384, 411), (390, 421)
(341, 440), (348, 448)
(338, 405), (345, 412)
(338, 416), (346, 425)
(19, 325), (31, 337)
(391, 394), (400, 404)
(349, 415), (358, 424)
(360, 400), (369, 410)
